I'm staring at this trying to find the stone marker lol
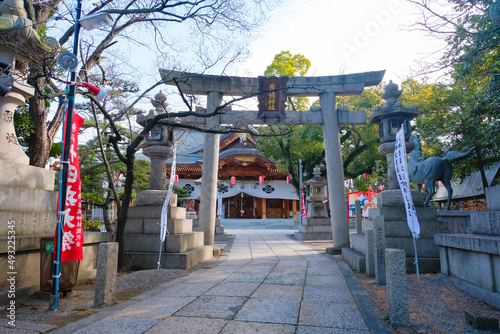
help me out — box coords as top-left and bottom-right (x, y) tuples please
(365, 228), (375, 277)
(385, 248), (409, 326)
(373, 216), (386, 285)
(355, 199), (362, 234)
(94, 242), (119, 308)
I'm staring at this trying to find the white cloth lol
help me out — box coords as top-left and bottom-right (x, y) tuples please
(394, 127), (420, 238)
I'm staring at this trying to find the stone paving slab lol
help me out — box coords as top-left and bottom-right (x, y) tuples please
(220, 320), (296, 333)
(234, 298), (301, 324)
(303, 285), (354, 303)
(72, 316), (158, 334)
(157, 282), (216, 297)
(306, 274), (347, 286)
(225, 271), (269, 283)
(296, 326), (371, 334)
(251, 284), (303, 300)
(174, 296), (247, 319)
(114, 296), (197, 319)
(204, 282), (260, 297)
(264, 272), (306, 285)
(144, 316), (227, 334)
(299, 300), (369, 330)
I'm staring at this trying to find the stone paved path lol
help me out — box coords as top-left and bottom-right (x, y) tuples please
(50, 233), (393, 334)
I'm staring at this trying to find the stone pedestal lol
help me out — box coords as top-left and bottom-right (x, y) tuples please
(123, 194), (213, 269)
(294, 218), (332, 240)
(343, 190), (447, 284)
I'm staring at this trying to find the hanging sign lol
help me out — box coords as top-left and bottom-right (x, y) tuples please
(56, 112), (85, 261)
(301, 191), (307, 218)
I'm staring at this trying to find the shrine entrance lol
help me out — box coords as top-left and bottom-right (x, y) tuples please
(160, 69), (385, 249)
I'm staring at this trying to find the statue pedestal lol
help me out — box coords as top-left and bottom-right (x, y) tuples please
(342, 190), (448, 285)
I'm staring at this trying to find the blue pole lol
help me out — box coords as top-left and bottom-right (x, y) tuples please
(52, 0), (82, 311)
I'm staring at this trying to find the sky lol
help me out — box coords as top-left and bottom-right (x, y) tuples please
(130, 0), (444, 111)
(236, 0), (440, 80)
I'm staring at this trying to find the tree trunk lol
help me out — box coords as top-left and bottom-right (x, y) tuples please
(27, 77), (51, 167)
(116, 150), (135, 269)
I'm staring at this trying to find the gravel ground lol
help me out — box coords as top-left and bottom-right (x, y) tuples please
(305, 241), (500, 334)
(14, 268), (191, 328)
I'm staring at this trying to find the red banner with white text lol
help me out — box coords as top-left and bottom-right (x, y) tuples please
(55, 113), (84, 261)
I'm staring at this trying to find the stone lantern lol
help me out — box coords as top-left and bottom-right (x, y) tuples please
(135, 91), (174, 205)
(305, 165), (328, 218)
(294, 165), (332, 240)
(369, 81), (419, 189)
(0, 0), (60, 164)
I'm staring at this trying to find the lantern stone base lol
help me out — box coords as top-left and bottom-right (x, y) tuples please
(342, 190), (448, 284)
(294, 217), (332, 241)
(123, 194), (213, 269)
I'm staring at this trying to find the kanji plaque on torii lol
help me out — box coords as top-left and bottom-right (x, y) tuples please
(159, 69), (385, 251)
(257, 76), (288, 120)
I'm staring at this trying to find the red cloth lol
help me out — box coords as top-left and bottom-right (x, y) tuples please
(55, 112), (84, 261)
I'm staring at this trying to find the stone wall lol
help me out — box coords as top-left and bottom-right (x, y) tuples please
(0, 232), (112, 305)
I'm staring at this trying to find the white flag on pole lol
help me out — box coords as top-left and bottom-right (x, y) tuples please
(394, 127), (420, 238)
(160, 144), (176, 243)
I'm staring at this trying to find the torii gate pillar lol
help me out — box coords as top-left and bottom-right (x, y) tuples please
(320, 92), (350, 249)
(198, 92), (222, 245)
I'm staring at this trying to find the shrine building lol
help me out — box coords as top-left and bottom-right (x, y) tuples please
(166, 129), (299, 219)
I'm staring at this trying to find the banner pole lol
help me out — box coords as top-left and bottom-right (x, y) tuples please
(412, 234), (420, 278)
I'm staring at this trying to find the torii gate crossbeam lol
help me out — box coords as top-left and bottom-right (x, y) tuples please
(160, 69), (385, 251)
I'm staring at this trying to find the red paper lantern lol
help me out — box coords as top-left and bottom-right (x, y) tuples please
(231, 176), (236, 185)
(259, 176), (264, 184)
(379, 185), (383, 191)
(364, 173), (368, 179)
(174, 174), (179, 183)
(286, 175), (291, 184)
(422, 183), (426, 188)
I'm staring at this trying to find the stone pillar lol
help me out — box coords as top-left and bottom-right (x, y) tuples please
(355, 199), (362, 233)
(365, 228), (375, 277)
(373, 216), (386, 285)
(143, 146), (170, 190)
(94, 242), (119, 308)
(385, 248), (409, 326)
(198, 91), (222, 245)
(320, 92), (349, 250)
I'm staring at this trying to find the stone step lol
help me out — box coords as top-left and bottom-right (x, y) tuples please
(124, 231), (204, 253)
(298, 224), (332, 233)
(124, 245), (214, 270)
(125, 218), (193, 234)
(342, 247), (365, 273)
(294, 231), (332, 241)
(127, 206), (186, 219)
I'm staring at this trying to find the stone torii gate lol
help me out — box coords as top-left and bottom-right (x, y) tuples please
(159, 69), (385, 251)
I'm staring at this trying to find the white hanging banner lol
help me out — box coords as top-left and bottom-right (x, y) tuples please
(217, 193), (223, 217)
(160, 144), (177, 243)
(394, 127), (420, 238)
